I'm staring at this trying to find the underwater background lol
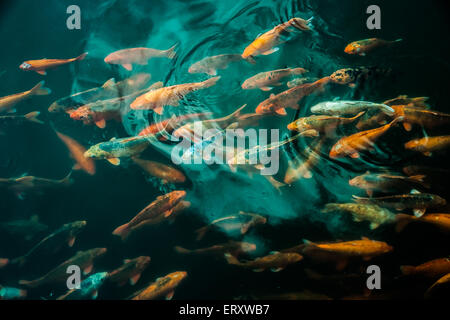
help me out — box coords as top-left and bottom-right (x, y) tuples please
(0, 0), (449, 299)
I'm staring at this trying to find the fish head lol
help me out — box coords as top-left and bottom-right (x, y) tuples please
(94, 248), (108, 257)
(104, 53), (119, 64)
(240, 242), (257, 253)
(70, 220), (88, 233)
(349, 176), (365, 187)
(136, 256), (151, 269)
(169, 190), (187, 205)
(255, 101), (275, 115)
(70, 106), (93, 122)
(241, 79), (252, 90)
(170, 271), (188, 283)
(19, 62), (32, 70)
(329, 142), (344, 158)
(84, 144), (109, 159)
(344, 43), (359, 54)
(188, 63), (202, 74)
(404, 139), (421, 151)
(290, 17), (312, 31)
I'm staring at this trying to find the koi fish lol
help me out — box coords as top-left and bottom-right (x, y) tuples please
(395, 213), (450, 233)
(0, 111), (43, 125)
(302, 237), (393, 270)
(242, 68), (308, 91)
(352, 192), (447, 217)
(84, 136), (154, 166)
(20, 52), (88, 75)
(69, 81), (163, 128)
(322, 203), (396, 230)
(130, 271), (187, 300)
(0, 81), (51, 113)
(0, 286), (27, 300)
(195, 211), (267, 241)
(388, 105), (450, 131)
(188, 54), (242, 75)
(344, 38), (402, 56)
(10, 221), (86, 267)
(105, 45), (176, 71)
(383, 95), (429, 109)
(138, 112), (212, 138)
(310, 100), (394, 116)
(255, 77), (331, 115)
(242, 17), (313, 61)
(329, 117), (403, 159)
(131, 200), (191, 231)
(0, 171), (73, 199)
(48, 73), (151, 113)
(112, 190), (186, 240)
(425, 273), (450, 298)
(57, 272), (109, 300)
(329, 67), (391, 87)
(400, 257), (450, 278)
(107, 256), (151, 287)
(405, 135), (450, 156)
(174, 241), (257, 258)
(19, 248), (107, 288)
(0, 215), (48, 242)
(349, 171), (429, 196)
(56, 131), (96, 175)
(287, 112), (365, 135)
(284, 139), (324, 183)
(132, 158), (186, 184)
(224, 251), (302, 272)
(130, 77), (220, 114)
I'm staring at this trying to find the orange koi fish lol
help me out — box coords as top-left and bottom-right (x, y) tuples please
(56, 131), (96, 175)
(345, 38), (402, 56)
(20, 52), (88, 75)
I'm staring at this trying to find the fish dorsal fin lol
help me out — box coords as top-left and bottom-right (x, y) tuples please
(410, 189), (420, 194)
(109, 137), (117, 141)
(269, 251), (279, 255)
(303, 239), (315, 246)
(102, 78), (116, 89)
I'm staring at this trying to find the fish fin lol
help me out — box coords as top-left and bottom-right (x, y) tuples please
(165, 291), (175, 300)
(91, 290), (98, 300)
(395, 213), (414, 233)
(148, 81), (164, 90)
(224, 253), (240, 265)
(76, 52), (88, 61)
(410, 189), (420, 194)
(207, 69), (217, 76)
(403, 122), (412, 131)
(36, 70), (47, 75)
(129, 273), (141, 286)
(269, 251), (280, 255)
(72, 163), (82, 170)
(95, 119), (106, 129)
(165, 44), (177, 59)
(67, 236), (76, 247)
(107, 158), (121, 166)
(423, 151), (432, 157)
(202, 76), (220, 88)
(260, 87), (273, 91)
(240, 223), (250, 235)
(112, 223), (130, 241)
(24, 111), (44, 124)
(413, 208), (426, 218)
(302, 170), (312, 179)
(83, 264), (93, 275)
(163, 209), (173, 218)
(275, 108), (287, 116)
(261, 47), (279, 55)
(122, 64), (133, 71)
(102, 78), (116, 89)
(30, 81), (51, 95)
(369, 222), (379, 230)
(153, 106), (164, 115)
(194, 226), (208, 241)
(270, 267), (284, 272)
(350, 152), (360, 159)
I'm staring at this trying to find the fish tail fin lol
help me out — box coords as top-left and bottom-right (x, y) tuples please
(228, 104), (247, 121)
(224, 253), (240, 265)
(174, 246), (190, 254)
(395, 213), (415, 233)
(60, 171), (73, 186)
(400, 265), (415, 276)
(75, 52), (88, 61)
(18, 279), (39, 288)
(351, 111), (366, 121)
(30, 81), (51, 96)
(0, 258), (9, 268)
(25, 111), (44, 124)
(112, 223), (131, 241)
(194, 226), (208, 241)
(202, 76), (220, 88)
(165, 44), (177, 59)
